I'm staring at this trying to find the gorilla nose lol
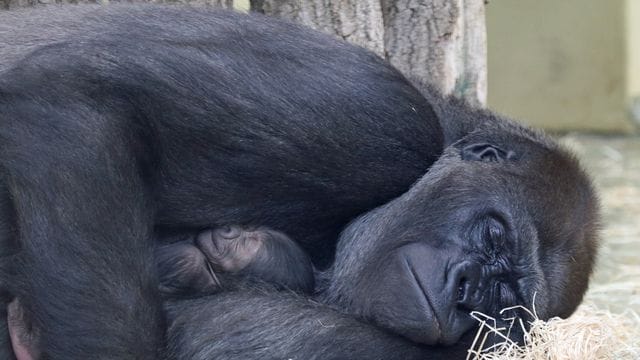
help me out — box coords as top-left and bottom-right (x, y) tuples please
(450, 262), (482, 312)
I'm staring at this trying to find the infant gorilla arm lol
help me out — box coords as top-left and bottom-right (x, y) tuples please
(156, 226), (315, 296)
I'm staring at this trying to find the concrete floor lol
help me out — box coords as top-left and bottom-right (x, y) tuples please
(560, 135), (640, 313)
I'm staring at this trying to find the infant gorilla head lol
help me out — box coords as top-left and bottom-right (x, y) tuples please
(155, 226), (315, 296)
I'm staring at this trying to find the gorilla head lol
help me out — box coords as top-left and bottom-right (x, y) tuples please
(321, 121), (599, 346)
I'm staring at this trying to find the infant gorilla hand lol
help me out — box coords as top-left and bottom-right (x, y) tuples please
(155, 226), (315, 297)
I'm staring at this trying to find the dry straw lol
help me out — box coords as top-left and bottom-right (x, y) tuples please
(466, 301), (640, 360)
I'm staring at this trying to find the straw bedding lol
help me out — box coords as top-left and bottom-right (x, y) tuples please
(466, 303), (640, 360)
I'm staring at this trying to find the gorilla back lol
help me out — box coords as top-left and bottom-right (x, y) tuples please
(1, 5), (443, 265)
(0, 5), (444, 359)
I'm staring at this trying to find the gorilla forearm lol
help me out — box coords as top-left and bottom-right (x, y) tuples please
(4, 136), (163, 359)
(165, 288), (464, 360)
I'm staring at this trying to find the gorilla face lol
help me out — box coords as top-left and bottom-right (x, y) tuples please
(323, 127), (599, 346)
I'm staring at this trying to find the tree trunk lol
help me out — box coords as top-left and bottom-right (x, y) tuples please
(1, 0), (234, 11)
(382, 0), (486, 105)
(252, 0), (487, 106)
(251, 0), (385, 57)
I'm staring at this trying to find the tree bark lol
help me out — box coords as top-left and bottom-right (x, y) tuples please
(1, 0), (234, 11)
(382, 0), (486, 105)
(251, 0), (385, 57)
(252, 0), (487, 105)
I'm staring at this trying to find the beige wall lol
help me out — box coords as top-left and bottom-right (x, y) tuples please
(628, 0), (640, 126)
(486, 0), (636, 132)
(628, 1), (640, 97)
(234, 0), (249, 12)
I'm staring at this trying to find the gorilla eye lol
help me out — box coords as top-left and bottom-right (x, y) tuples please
(485, 217), (506, 252)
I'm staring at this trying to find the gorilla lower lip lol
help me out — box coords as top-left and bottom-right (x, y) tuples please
(404, 257), (442, 342)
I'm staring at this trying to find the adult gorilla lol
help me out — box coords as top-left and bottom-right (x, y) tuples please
(0, 5), (598, 359)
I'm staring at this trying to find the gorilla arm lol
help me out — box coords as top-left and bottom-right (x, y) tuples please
(164, 286), (467, 360)
(0, 95), (163, 359)
(4, 284), (466, 360)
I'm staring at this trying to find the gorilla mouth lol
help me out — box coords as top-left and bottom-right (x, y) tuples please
(404, 257), (443, 342)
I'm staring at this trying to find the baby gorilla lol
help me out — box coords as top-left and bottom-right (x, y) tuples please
(155, 226), (315, 296)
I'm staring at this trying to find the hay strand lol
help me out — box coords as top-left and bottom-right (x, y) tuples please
(466, 303), (640, 360)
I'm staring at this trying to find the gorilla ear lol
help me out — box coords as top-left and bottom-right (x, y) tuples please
(461, 143), (517, 163)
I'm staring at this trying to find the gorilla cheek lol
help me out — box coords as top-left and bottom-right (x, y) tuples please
(365, 244), (476, 346)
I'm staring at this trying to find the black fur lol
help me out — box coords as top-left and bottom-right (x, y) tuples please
(0, 5), (599, 359)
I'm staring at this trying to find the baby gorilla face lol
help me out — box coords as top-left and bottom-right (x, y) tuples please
(196, 226), (264, 273)
(156, 226), (315, 297)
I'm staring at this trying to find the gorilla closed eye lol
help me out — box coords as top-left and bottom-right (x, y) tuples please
(475, 216), (508, 260)
(461, 143), (517, 163)
(486, 217), (506, 251)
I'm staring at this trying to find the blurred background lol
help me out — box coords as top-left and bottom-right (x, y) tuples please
(2, 0), (638, 313)
(486, 0), (640, 313)
(489, 0), (640, 314)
